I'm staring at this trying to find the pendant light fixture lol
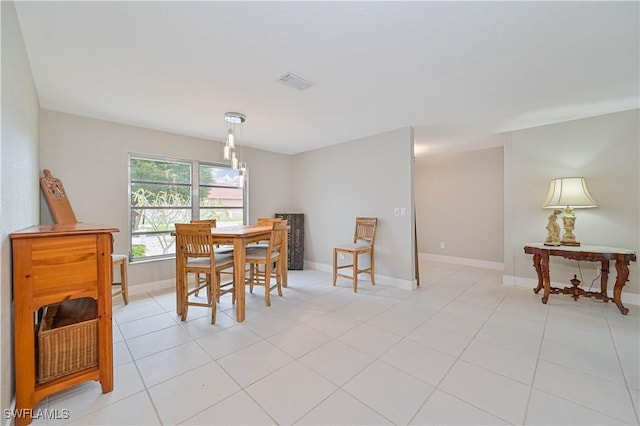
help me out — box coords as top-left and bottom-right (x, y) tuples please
(223, 112), (247, 186)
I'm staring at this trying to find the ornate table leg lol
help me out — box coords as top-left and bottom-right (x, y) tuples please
(599, 260), (609, 302)
(613, 258), (630, 315)
(532, 252), (544, 294)
(540, 251), (551, 304)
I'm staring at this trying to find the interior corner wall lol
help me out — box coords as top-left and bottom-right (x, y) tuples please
(1, 0), (41, 413)
(39, 110), (294, 288)
(504, 109), (640, 296)
(414, 144), (504, 264)
(291, 127), (415, 289)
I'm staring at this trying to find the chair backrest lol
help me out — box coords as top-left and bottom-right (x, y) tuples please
(267, 222), (287, 258)
(191, 218), (217, 228)
(175, 223), (216, 261)
(257, 217), (283, 227)
(353, 217), (377, 245)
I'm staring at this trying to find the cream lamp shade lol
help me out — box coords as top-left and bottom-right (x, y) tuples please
(541, 177), (597, 246)
(541, 177), (598, 209)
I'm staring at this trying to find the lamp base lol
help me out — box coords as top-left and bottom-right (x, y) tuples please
(561, 241), (581, 247)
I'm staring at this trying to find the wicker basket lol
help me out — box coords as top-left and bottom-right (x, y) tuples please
(38, 298), (98, 384)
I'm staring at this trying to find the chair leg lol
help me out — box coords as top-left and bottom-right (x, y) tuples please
(120, 258), (129, 305)
(210, 276), (217, 324)
(370, 250), (375, 286)
(264, 263), (272, 307)
(181, 273), (189, 321)
(353, 251), (358, 293)
(276, 259), (283, 297)
(333, 249), (338, 286)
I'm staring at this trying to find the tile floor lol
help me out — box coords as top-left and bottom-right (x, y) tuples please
(32, 260), (639, 425)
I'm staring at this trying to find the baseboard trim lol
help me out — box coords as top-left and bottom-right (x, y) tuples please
(127, 278), (175, 296)
(304, 260), (417, 290)
(503, 274), (640, 307)
(419, 253), (504, 271)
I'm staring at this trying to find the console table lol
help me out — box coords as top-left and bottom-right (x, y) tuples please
(11, 223), (118, 425)
(524, 243), (637, 315)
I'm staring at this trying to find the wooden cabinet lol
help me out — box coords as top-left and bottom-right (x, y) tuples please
(11, 223), (119, 426)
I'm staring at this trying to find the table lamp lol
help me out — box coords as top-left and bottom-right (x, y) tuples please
(541, 177), (598, 246)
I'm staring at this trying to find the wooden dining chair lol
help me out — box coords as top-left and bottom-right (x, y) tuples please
(333, 217), (378, 292)
(245, 223), (286, 306)
(175, 223), (235, 323)
(111, 254), (129, 305)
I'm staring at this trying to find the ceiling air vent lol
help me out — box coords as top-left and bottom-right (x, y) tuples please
(277, 72), (314, 91)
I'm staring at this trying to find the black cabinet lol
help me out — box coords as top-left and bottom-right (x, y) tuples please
(275, 213), (304, 270)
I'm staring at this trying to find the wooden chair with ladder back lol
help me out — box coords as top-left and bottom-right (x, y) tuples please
(333, 217), (378, 292)
(174, 223), (235, 323)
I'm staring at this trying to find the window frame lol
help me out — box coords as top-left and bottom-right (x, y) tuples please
(128, 153), (247, 263)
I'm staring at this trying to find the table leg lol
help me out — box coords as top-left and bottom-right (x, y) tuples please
(540, 251), (551, 304)
(176, 255), (183, 316)
(282, 231), (288, 287)
(532, 253), (543, 294)
(599, 260), (610, 302)
(613, 259), (630, 315)
(234, 238), (246, 322)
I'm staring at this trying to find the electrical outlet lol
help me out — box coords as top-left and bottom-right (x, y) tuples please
(394, 208), (400, 216)
(440, 241), (446, 249)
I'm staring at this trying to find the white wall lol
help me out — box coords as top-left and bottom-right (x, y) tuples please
(291, 127), (416, 289)
(504, 109), (639, 297)
(39, 110), (293, 288)
(415, 144), (504, 266)
(1, 0), (41, 413)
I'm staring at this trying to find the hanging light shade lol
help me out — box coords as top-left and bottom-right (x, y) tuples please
(222, 113), (246, 181)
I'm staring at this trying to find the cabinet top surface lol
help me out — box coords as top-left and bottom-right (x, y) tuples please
(525, 243), (636, 255)
(10, 223), (120, 239)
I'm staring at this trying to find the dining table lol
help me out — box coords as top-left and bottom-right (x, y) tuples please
(175, 224), (274, 322)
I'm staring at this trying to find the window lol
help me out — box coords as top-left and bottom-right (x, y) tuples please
(129, 155), (245, 261)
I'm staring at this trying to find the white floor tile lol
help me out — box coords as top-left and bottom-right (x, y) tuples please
(196, 324), (263, 359)
(113, 301), (165, 325)
(267, 323), (332, 358)
(407, 322), (473, 357)
(112, 341), (132, 367)
(461, 339), (538, 385)
(304, 310), (362, 337)
(117, 312), (178, 339)
(411, 389), (509, 425)
(343, 360), (434, 425)
(540, 336), (626, 384)
(217, 340), (293, 386)
(334, 295), (399, 322)
(136, 341), (212, 387)
(246, 361), (337, 425)
(533, 359), (637, 424)
(299, 339), (375, 386)
(525, 389), (629, 425)
(381, 338), (457, 386)
(126, 323), (194, 360)
(46, 362), (146, 424)
(181, 391), (276, 425)
(439, 360), (530, 424)
(67, 391), (160, 425)
(243, 310), (298, 338)
(297, 389), (392, 425)
(338, 323), (403, 357)
(148, 361), (240, 424)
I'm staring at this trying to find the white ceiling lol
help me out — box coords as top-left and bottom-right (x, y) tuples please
(14, 1), (639, 156)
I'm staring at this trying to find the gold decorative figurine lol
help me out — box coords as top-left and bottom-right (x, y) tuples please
(544, 209), (562, 246)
